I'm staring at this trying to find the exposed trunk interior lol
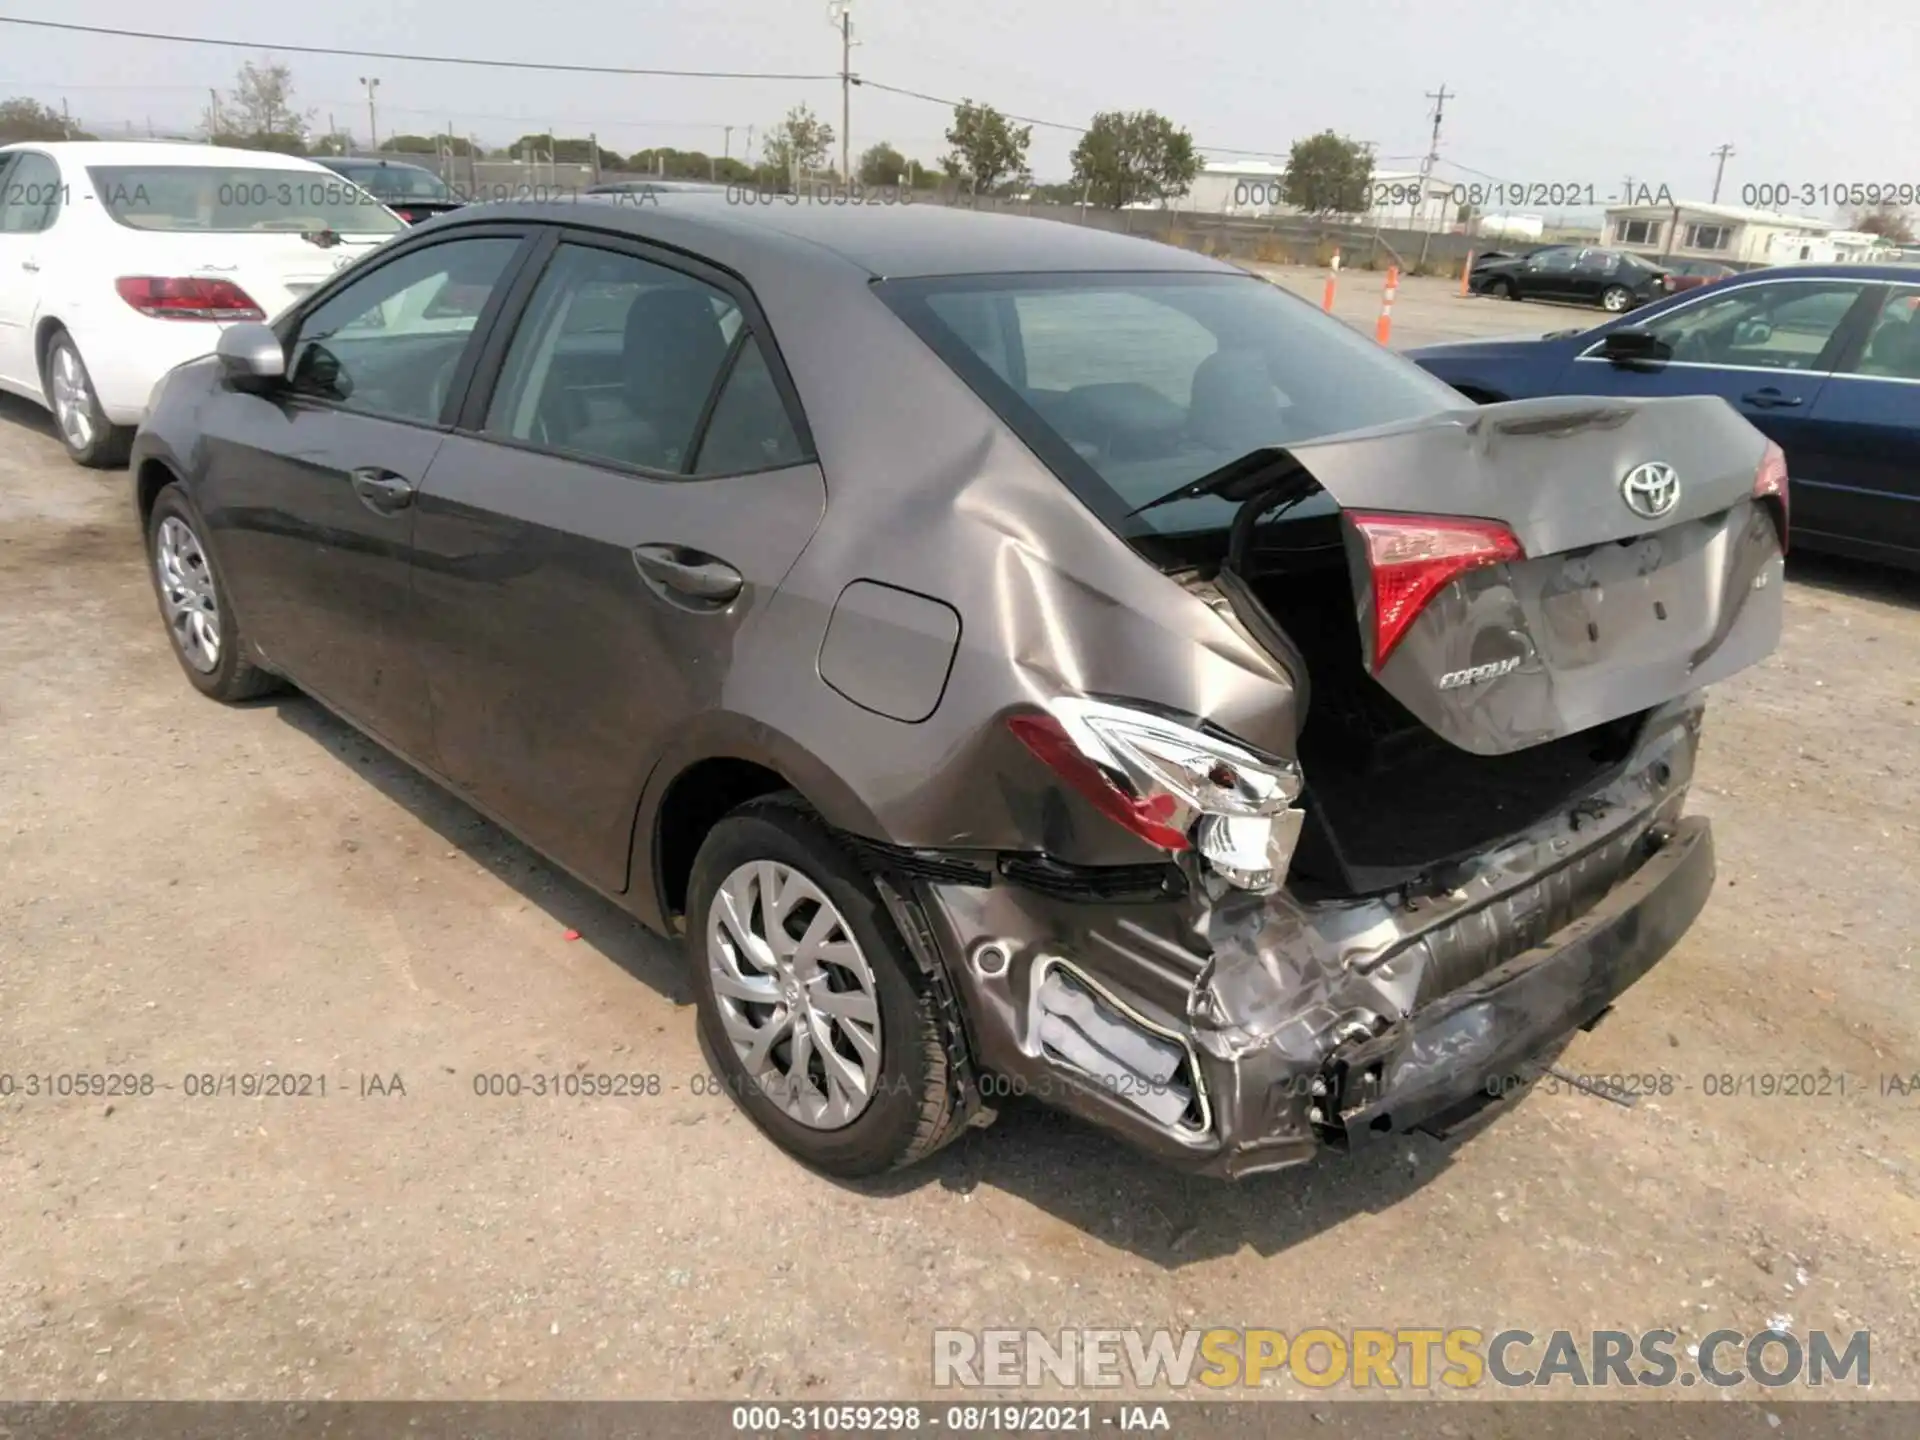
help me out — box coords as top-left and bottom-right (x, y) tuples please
(1232, 516), (1648, 901)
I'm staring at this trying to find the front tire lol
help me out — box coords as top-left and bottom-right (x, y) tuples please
(1601, 285), (1633, 313)
(1482, 276), (1514, 300)
(146, 484), (284, 702)
(686, 795), (965, 1177)
(43, 331), (132, 469)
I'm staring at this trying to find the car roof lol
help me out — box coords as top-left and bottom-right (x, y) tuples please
(438, 195), (1240, 280)
(0, 139), (339, 171)
(322, 156), (437, 171)
(1719, 262), (1920, 284)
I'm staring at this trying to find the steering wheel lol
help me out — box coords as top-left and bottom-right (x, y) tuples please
(1673, 330), (1712, 365)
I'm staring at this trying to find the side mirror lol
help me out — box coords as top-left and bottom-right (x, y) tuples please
(1599, 328), (1668, 367)
(215, 323), (286, 391)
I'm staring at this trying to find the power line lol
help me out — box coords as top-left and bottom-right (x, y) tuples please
(0, 16), (842, 80)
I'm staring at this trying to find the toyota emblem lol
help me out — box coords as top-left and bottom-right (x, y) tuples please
(1621, 461), (1681, 520)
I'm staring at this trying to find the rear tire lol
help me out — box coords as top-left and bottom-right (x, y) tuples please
(146, 483), (285, 703)
(1601, 285), (1633, 313)
(43, 331), (133, 469)
(685, 794), (965, 1177)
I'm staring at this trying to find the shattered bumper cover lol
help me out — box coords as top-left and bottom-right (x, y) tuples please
(910, 700), (1713, 1179)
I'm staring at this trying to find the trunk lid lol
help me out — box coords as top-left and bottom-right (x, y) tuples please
(113, 230), (393, 320)
(1260, 394), (1785, 757)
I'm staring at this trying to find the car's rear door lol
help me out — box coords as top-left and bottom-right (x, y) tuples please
(193, 224), (536, 759)
(1797, 282), (1920, 561)
(0, 150), (60, 390)
(406, 226), (825, 895)
(1565, 277), (1878, 541)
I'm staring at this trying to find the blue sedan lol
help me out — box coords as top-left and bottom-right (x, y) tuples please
(1407, 264), (1920, 568)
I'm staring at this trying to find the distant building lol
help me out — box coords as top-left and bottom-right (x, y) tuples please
(1602, 200), (1831, 267)
(1181, 159), (1437, 226)
(1473, 213), (1546, 241)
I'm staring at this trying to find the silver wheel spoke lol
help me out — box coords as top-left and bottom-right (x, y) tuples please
(704, 857), (885, 1131)
(154, 518), (222, 673)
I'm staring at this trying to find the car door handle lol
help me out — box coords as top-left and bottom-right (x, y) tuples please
(631, 544), (743, 604)
(350, 467), (415, 513)
(1741, 388), (1803, 409)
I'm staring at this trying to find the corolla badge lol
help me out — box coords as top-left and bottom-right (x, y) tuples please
(1621, 461), (1681, 520)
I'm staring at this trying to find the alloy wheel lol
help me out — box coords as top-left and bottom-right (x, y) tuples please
(154, 516), (222, 673)
(706, 859), (883, 1129)
(49, 344), (96, 452)
(1602, 287), (1631, 313)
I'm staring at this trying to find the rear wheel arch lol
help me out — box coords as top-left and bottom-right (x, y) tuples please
(652, 757), (796, 925)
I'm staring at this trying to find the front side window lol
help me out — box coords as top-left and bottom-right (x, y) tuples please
(1634, 281), (1867, 370)
(88, 164), (404, 235)
(0, 152), (64, 234)
(1528, 250), (1577, 272)
(485, 242), (781, 474)
(287, 236), (520, 422)
(880, 270), (1470, 538)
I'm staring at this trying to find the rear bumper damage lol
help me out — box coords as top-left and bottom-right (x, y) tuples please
(903, 697), (1712, 1179)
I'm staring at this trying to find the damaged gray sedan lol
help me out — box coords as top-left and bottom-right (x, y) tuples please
(130, 199), (1787, 1179)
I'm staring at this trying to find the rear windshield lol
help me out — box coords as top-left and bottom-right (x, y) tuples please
(333, 164), (453, 202)
(878, 271), (1470, 537)
(87, 165), (405, 235)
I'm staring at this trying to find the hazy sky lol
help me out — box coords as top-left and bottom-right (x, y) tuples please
(5, 0), (1916, 206)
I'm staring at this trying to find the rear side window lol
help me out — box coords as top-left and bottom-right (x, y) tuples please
(0, 152), (63, 233)
(880, 270), (1467, 537)
(486, 242), (787, 474)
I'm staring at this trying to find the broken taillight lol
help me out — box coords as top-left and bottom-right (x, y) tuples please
(1348, 512), (1526, 670)
(1006, 713), (1191, 851)
(115, 276), (265, 321)
(1753, 440), (1790, 553)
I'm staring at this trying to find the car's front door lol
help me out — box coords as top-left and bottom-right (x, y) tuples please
(194, 228), (532, 759)
(1567, 278), (1877, 541)
(1798, 284), (1920, 561)
(407, 230), (825, 894)
(1520, 249), (1578, 302)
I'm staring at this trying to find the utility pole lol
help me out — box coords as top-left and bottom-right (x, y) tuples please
(723, 125), (734, 163)
(829, 1), (855, 181)
(60, 97), (71, 139)
(207, 88), (220, 142)
(1710, 143), (1736, 203)
(359, 76), (380, 153)
(1415, 82), (1452, 267)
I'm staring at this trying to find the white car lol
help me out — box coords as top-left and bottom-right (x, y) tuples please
(0, 141), (405, 467)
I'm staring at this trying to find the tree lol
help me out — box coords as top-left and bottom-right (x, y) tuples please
(0, 98), (88, 143)
(760, 104), (835, 187)
(1281, 130), (1373, 217)
(380, 133), (441, 155)
(943, 101), (1031, 195)
(1069, 110), (1198, 209)
(224, 57), (312, 142)
(209, 130), (309, 156)
(858, 141), (908, 187)
(1853, 204), (1915, 244)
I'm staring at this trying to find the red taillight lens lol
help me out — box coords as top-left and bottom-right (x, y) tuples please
(1753, 440), (1790, 553)
(1349, 512), (1526, 670)
(1005, 713), (1190, 852)
(115, 276), (265, 321)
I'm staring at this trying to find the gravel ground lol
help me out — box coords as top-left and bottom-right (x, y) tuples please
(1, 277), (1917, 1403)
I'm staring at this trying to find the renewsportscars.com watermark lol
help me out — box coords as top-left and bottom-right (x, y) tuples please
(933, 1328), (1871, 1391)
